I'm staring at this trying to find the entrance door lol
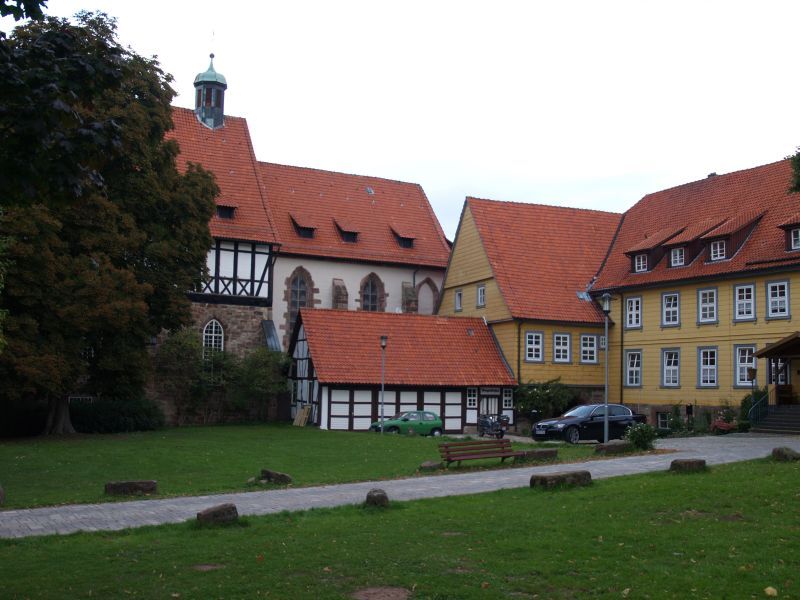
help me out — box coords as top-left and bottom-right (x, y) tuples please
(479, 395), (499, 417)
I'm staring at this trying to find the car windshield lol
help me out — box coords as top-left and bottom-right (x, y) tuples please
(562, 405), (595, 418)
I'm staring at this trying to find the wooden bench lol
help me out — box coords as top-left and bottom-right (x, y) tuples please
(438, 439), (525, 467)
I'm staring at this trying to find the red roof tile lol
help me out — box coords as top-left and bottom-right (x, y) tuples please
(259, 162), (451, 268)
(298, 309), (515, 386)
(625, 225), (685, 254)
(167, 107), (277, 244)
(467, 198), (622, 324)
(699, 210), (764, 239)
(778, 212), (800, 228)
(593, 160), (800, 291)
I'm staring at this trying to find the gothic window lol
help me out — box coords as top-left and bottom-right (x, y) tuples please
(287, 268), (314, 336)
(202, 319), (224, 359)
(360, 273), (385, 312)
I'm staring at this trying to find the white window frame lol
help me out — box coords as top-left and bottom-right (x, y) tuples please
(502, 388), (513, 409)
(661, 292), (680, 326)
(476, 284), (486, 308)
(625, 297), (642, 329)
(662, 349), (680, 387)
(525, 331), (544, 362)
(698, 348), (718, 387)
(454, 289), (462, 312)
(553, 333), (571, 363)
(202, 319), (224, 358)
(580, 334), (598, 364)
(466, 388), (478, 408)
(734, 284), (755, 321)
(625, 350), (642, 387)
(709, 239), (726, 261)
(670, 247), (685, 267)
(767, 281), (789, 319)
(698, 288), (717, 324)
(735, 345), (756, 388)
(656, 412), (669, 429)
(792, 228), (800, 250)
(634, 254), (648, 272)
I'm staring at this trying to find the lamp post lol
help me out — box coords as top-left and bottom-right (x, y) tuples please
(601, 293), (612, 443)
(380, 335), (388, 434)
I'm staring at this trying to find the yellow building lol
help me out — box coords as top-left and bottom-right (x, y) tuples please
(438, 197), (622, 410)
(591, 160), (800, 428)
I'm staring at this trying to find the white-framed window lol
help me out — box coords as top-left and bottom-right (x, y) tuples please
(454, 289), (462, 312)
(502, 388), (513, 409)
(699, 348), (718, 387)
(670, 247), (685, 267)
(792, 228), (800, 250)
(525, 331), (543, 362)
(767, 281), (789, 318)
(768, 358), (789, 385)
(662, 293), (680, 326)
(735, 346), (756, 387)
(476, 284), (486, 307)
(202, 319), (224, 359)
(698, 288), (717, 323)
(625, 297), (642, 328)
(656, 412), (669, 429)
(662, 349), (680, 387)
(599, 335), (606, 350)
(466, 388), (478, 408)
(580, 335), (598, 364)
(553, 333), (571, 363)
(710, 239), (726, 261)
(734, 284), (755, 321)
(625, 350), (642, 387)
(634, 254), (648, 272)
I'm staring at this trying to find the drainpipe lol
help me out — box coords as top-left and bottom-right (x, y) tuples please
(516, 321), (522, 384)
(619, 294), (624, 403)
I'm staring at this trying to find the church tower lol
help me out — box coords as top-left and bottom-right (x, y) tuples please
(194, 53), (227, 129)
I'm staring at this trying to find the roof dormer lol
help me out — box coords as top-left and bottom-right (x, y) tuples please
(290, 212), (316, 239)
(699, 210), (763, 263)
(334, 218), (359, 243)
(624, 225), (684, 273)
(778, 213), (800, 251)
(390, 224), (415, 249)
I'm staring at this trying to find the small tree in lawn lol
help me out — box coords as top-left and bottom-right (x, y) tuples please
(514, 378), (575, 420)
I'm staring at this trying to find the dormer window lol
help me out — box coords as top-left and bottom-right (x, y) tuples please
(290, 212), (316, 239)
(216, 206), (235, 219)
(791, 228), (800, 250)
(295, 225), (314, 238)
(710, 239), (726, 261)
(334, 219), (359, 243)
(390, 225), (415, 249)
(634, 254), (648, 272)
(670, 247), (685, 267)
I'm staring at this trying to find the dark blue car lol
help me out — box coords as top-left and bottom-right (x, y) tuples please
(532, 404), (646, 444)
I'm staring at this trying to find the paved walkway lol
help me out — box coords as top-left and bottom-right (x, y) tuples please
(1, 433), (798, 539)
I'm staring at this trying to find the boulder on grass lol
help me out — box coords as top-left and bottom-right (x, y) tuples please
(365, 488), (389, 507)
(530, 470), (592, 489)
(418, 460), (443, 472)
(104, 480), (157, 496)
(669, 459), (707, 473)
(772, 447), (800, 462)
(518, 448), (558, 462)
(197, 503), (238, 525)
(260, 469), (293, 484)
(595, 440), (632, 455)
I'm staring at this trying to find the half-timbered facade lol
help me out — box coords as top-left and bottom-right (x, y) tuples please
(289, 309), (516, 432)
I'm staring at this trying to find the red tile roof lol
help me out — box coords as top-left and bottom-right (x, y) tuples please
(466, 198), (622, 324)
(167, 107), (277, 244)
(298, 309), (515, 386)
(593, 160), (800, 291)
(259, 162), (451, 268)
(699, 210), (764, 239)
(625, 225), (685, 254)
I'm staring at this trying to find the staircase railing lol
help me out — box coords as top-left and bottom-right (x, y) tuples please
(748, 389), (770, 424)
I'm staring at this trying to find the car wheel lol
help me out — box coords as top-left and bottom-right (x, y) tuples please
(565, 426), (580, 444)
(431, 428), (442, 437)
(387, 426), (400, 434)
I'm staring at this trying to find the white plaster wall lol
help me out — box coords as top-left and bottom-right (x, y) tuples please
(273, 255), (444, 348)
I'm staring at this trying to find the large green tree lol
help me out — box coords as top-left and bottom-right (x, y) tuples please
(0, 13), (217, 434)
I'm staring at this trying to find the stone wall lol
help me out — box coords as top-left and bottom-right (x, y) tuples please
(191, 302), (272, 356)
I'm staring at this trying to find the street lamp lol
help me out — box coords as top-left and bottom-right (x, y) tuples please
(601, 293), (612, 443)
(380, 335), (388, 434)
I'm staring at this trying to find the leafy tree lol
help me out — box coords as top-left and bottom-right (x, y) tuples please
(0, 13), (217, 434)
(0, 0), (45, 22)
(791, 149), (800, 193)
(228, 348), (289, 419)
(514, 378), (575, 419)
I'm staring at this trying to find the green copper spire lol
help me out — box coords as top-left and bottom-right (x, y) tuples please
(194, 53), (227, 129)
(194, 53), (227, 87)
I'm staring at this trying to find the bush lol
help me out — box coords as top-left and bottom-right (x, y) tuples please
(737, 420), (751, 433)
(739, 387), (766, 421)
(514, 378), (575, 420)
(624, 422), (658, 450)
(668, 405), (685, 432)
(71, 395), (165, 433)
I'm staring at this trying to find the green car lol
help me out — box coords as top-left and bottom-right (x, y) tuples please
(369, 411), (443, 436)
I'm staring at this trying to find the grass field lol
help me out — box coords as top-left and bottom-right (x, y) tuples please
(0, 425), (595, 509)
(1, 458), (798, 599)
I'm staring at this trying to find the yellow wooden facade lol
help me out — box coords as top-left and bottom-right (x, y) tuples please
(606, 270), (800, 412)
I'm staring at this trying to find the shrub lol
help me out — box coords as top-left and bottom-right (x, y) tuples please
(514, 378), (575, 419)
(227, 348), (289, 419)
(737, 420), (751, 433)
(71, 395), (165, 433)
(739, 387), (766, 421)
(625, 422), (658, 450)
(668, 405), (685, 432)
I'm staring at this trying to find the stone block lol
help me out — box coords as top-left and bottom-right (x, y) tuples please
(595, 440), (633, 455)
(530, 470), (592, 489)
(365, 488), (389, 507)
(104, 480), (157, 496)
(419, 460), (443, 472)
(197, 503), (238, 525)
(669, 459), (707, 473)
(518, 448), (558, 462)
(260, 469), (293, 484)
(772, 447), (800, 462)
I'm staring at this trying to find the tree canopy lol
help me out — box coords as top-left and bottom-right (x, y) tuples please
(0, 13), (218, 434)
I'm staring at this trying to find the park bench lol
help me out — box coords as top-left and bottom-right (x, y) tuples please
(438, 439), (524, 467)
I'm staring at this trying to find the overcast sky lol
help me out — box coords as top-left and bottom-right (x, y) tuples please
(6, 1), (800, 238)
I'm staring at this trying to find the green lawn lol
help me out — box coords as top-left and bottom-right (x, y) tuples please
(1, 459), (797, 599)
(0, 424), (593, 509)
